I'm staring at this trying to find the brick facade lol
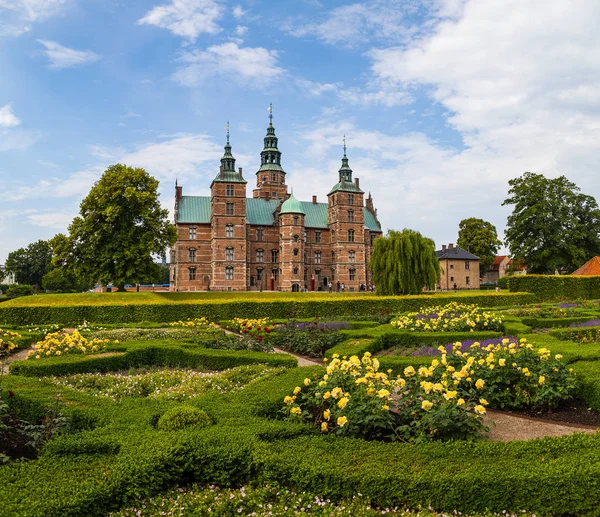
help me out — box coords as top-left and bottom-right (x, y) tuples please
(170, 118), (383, 292)
(437, 244), (481, 290)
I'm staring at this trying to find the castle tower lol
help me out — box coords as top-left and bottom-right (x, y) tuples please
(278, 192), (305, 292)
(210, 124), (248, 290)
(327, 138), (366, 289)
(253, 104), (288, 200)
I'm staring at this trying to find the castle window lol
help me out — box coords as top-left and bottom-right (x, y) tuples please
(348, 229), (355, 243)
(294, 216), (299, 225)
(188, 267), (196, 281)
(226, 202), (234, 215)
(349, 268), (356, 281)
(304, 252), (308, 264)
(271, 249), (279, 262)
(348, 194), (355, 205)
(465, 261), (471, 270)
(226, 184), (234, 196)
(314, 251), (321, 264)
(272, 192), (277, 199)
(189, 227), (197, 239)
(294, 235), (299, 243)
(272, 268), (278, 280)
(256, 249), (264, 262)
(226, 266), (234, 280)
(293, 248), (299, 256)
(348, 250), (355, 263)
(293, 267), (299, 275)
(226, 247), (234, 261)
(226, 224), (234, 238)
(450, 276), (454, 282)
(271, 172), (277, 182)
(331, 267), (335, 281)
(257, 228), (264, 241)
(304, 268), (308, 281)
(315, 231), (321, 243)
(331, 250), (335, 262)
(315, 269), (321, 281)
(450, 264), (454, 269)
(371, 234), (376, 246)
(348, 210), (355, 222)
(256, 268), (263, 281)
(304, 230), (307, 243)
(466, 276), (471, 285)
(188, 248), (196, 262)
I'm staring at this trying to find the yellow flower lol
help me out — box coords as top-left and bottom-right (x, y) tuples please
(498, 358), (506, 367)
(323, 391), (331, 400)
(293, 386), (302, 395)
(555, 354), (563, 360)
(321, 422), (328, 432)
(443, 391), (457, 400)
(283, 396), (294, 405)
(479, 398), (489, 406)
(474, 405), (486, 415)
(377, 389), (390, 399)
(404, 366), (416, 377)
(538, 375), (545, 385)
(421, 400), (433, 411)
(475, 379), (485, 389)
(304, 378), (311, 386)
(381, 405), (389, 411)
(323, 410), (331, 420)
(457, 398), (465, 406)
(337, 416), (348, 427)
(331, 387), (343, 399)
(290, 406), (301, 415)
(338, 397), (349, 409)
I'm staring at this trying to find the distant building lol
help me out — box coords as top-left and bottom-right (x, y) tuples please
(482, 255), (511, 284)
(170, 110), (383, 292)
(0, 265), (16, 285)
(436, 244), (480, 290)
(572, 256), (600, 276)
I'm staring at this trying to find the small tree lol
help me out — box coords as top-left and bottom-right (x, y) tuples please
(5, 240), (53, 288)
(457, 218), (502, 277)
(369, 229), (440, 295)
(59, 164), (177, 292)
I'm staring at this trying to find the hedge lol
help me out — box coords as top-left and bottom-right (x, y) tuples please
(508, 274), (600, 300)
(0, 292), (537, 325)
(4, 368), (600, 516)
(9, 339), (297, 377)
(520, 316), (599, 329)
(326, 330), (502, 360)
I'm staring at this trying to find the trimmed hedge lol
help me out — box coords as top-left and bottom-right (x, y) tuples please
(9, 340), (297, 377)
(509, 274), (600, 300)
(520, 316), (598, 329)
(0, 292), (537, 325)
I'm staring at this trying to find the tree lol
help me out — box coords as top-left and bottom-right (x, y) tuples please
(59, 164), (178, 291)
(369, 229), (441, 295)
(42, 268), (81, 293)
(457, 218), (502, 277)
(5, 240), (53, 287)
(503, 172), (600, 274)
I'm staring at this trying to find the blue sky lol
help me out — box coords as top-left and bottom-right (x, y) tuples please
(1, 0), (600, 262)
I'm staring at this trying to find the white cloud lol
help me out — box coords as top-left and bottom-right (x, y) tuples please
(27, 211), (76, 229)
(235, 25), (248, 36)
(173, 42), (283, 87)
(138, 0), (223, 40)
(0, 104), (21, 128)
(0, 129), (39, 151)
(38, 40), (100, 70)
(232, 5), (246, 19)
(0, 0), (66, 22)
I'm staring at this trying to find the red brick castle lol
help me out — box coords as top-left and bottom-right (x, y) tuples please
(170, 108), (382, 291)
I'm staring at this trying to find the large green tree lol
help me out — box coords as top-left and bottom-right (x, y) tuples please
(503, 172), (600, 274)
(59, 164), (177, 291)
(369, 229), (441, 295)
(457, 218), (502, 277)
(5, 239), (53, 287)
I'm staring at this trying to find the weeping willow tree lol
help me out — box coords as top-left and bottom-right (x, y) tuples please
(369, 229), (441, 295)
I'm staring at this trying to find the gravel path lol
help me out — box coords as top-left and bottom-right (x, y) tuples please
(1, 346), (33, 375)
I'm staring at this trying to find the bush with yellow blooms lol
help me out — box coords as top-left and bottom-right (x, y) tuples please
(169, 317), (218, 329)
(26, 331), (117, 359)
(391, 302), (502, 332)
(283, 352), (488, 443)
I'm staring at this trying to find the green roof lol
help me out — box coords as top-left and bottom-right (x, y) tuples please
(176, 196), (381, 232)
(328, 180), (364, 194)
(280, 193), (305, 215)
(212, 170), (247, 184)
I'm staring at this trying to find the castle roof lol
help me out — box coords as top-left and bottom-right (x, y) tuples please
(177, 196), (381, 231)
(279, 193), (305, 215)
(572, 256), (600, 276)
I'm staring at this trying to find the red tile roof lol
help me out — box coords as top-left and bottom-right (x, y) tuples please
(572, 256), (600, 276)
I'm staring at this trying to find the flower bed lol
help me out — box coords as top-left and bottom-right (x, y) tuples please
(268, 319), (345, 358)
(391, 303), (502, 332)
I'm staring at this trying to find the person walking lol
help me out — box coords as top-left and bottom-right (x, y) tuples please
(336, 281), (341, 292)
(328, 282), (332, 293)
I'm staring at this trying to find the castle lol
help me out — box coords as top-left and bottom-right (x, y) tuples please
(170, 109), (382, 292)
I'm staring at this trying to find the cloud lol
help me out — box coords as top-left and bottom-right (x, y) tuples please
(38, 40), (100, 69)
(138, 0), (223, 40)
(232, 5), (246, 19)
(27, 211), (76, 229)
(0, 104), (21, 128)
(173, 42), (283, 87)
(235, 25), (247, 36)
(0, 0), (67, 37)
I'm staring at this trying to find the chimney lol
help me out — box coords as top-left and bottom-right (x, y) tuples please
(442, 244), (446, 251)
(176, 184), (183, 200)
(312, 195), (317, 204)
(449, 243), (454, 249)
(238, 167), (243, 180)
(366, 192), (374, 213)
(354, 177), (360, 188)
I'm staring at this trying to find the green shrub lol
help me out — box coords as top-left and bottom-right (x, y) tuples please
(157, 406), (212, 431)
(268, 319), (345, 357)
(509, 274), (600, 300)
(6, 284), (33, 298)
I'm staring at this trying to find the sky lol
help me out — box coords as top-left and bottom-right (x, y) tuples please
(1, 0), (600, 262)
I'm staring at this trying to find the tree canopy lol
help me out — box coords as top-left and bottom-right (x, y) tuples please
(5, 239), (53, 287)
(369, 229), (441, 295)
(503, 172), (600, 274)
(58, 164), (177, 291)
(457, 218), (502, 277)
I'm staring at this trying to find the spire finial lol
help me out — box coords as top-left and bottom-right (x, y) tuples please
(225, 121), (230, 145)
(343, 134), (347, 157)
(268, 103), (273, 126)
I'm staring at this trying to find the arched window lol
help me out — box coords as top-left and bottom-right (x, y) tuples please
(348, 250), (355, 263)
(314, 251), (321, 264)
(293, 267), (299, 275)
(348, 210), (355, 222)
(256, 249), (264, 262)
(294, 216), (299, 225)
(225, 267), (234, 280)
(349, 268), (356, 281)
(293, 248), (299, 256)
(188, 267), (196, 281)
(226, 247), (234, 261)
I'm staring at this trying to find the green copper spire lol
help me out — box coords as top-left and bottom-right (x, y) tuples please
(280, 190), (305, 215)
(338, 134), (352, 183)
(259, 103), (283, 172)
(213, 122), (246, 184)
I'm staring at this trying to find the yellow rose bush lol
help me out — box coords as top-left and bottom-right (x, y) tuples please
(391, 302), (502, 332)
(26, 331), (116, 359)
(430, 338), (577, 409)
(169, 317), (218, 329)
(0, 328), (21, 359)
(283, 352), (488, 443)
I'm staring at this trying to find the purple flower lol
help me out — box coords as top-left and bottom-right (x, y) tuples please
(570, 319), (600, 328)
(558, 303), (578, 308)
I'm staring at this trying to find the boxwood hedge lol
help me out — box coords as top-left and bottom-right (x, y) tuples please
(508, 274), (600, 300)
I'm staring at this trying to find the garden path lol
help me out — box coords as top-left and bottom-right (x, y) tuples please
(1, 346), (33, 375)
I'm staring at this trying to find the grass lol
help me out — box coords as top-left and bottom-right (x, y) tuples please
(2, 290), (524, 307)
